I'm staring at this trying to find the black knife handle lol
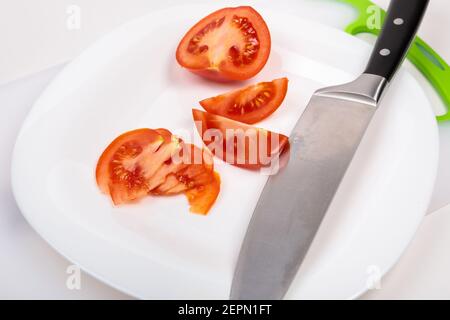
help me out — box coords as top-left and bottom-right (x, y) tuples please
(364, 0), (429, 81)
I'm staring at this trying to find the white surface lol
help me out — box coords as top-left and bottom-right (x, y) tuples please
(363, 203), (450, 299)
(11, 6), (438, 299)
(430, 122), (450, 212)
(0, 65), (129, 299)
(1, 0), (450, 300)
(1, 0), (449, 86)
(403, 62), (450, 213)
(0, 0), (355, 85)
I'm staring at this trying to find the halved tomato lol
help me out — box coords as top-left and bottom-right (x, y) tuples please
(200, 78), (288, 124)
(176, 6), (271, 81)
(192, 109), (290, 170)
(96, 128), (181, 205)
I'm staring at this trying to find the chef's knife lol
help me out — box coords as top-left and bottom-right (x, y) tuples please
(339, 0), (450, 122)
(230, 0), (430, 300)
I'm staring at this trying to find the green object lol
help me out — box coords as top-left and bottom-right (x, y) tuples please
(338, 0), (450, 122)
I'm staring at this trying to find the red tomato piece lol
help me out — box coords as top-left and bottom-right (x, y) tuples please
(185, 172), (221, 215)
(200, 78), (288, 124)
(97, 128), (221, 214)
(96, 129), (180, 205)
(192, 109), (290, 170)
(151, 143), (221, 215)
(150, 143), (215, 195)
(176, 6), (271, 81)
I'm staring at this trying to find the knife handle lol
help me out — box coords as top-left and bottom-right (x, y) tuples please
(364, 0), (429, 81)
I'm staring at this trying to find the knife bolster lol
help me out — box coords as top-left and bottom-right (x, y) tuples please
(315, 73), (388, 107)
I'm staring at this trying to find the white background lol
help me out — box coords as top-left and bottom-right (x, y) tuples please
(1, 0), (450, 299)
(1, 0), (449, 85)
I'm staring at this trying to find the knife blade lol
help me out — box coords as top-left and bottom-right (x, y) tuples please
(230, 0), (429, 300)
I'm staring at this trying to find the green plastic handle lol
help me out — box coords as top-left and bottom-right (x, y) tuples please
(337, 0), (450, 122)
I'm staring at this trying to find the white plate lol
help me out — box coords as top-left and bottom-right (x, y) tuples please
(11, 4), (439, 299)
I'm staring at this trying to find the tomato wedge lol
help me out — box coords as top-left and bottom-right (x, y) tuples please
(192, 109), (289, 170)
(186, 172), (221, 215)
(150, 143), (214, 195)
(97, 128), (220, 214)
(151, 143), (220, 215)
(96, 129), (180, 205)
(176, 6), (271, 81)
(200, 78), (288, 124)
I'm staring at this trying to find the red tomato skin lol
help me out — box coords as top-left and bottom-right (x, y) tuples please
(199, 78), (288, 124)
(96, 128), (164, 195)
(186, 171), (221, 215)
(176, 6), (271, 82)
(192, 109), (290, 170)
(96, 128), (220, 214)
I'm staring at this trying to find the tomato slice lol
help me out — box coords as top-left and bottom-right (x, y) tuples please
(151, 144), (215, 195)
(97, 128), (220, 214)
(200, 78), (288, 124)
(176, 6), (271, 81)
(150, 143), (220, 214)
(186, 172), (221, 215)
(192, 109), (289, 170)
(145, 129), (186, 191)
(96, 129), (181, 205)
(96, 129), (163, 194)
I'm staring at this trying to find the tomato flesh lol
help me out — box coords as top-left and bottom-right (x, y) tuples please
(200, 78), (288, 124)
(186, 172), (221, 215)
(176, 6), (271, 81)
(97, 128), (220, 213)
(151, 144), (214, 195)
(96, 129), (165, 202)
(192, 109), (289, 170)
(149, 143), (220, 214)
